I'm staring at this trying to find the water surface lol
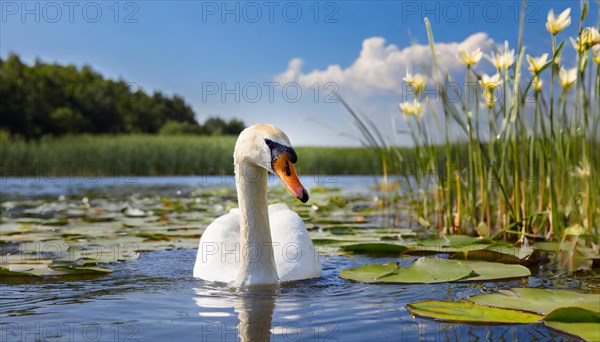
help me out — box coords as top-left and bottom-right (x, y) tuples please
(1, 176), (595, 341)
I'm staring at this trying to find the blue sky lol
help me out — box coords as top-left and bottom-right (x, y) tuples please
(2, 1), (597, 145)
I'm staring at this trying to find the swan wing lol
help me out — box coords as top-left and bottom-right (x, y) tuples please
(270, 206), (321, 282)
(193, 211), (240, 282)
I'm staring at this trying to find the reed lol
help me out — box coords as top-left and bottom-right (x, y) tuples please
(342, 0), (599, 241)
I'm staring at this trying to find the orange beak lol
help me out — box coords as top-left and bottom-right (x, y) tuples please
(273, 154), (309, 203)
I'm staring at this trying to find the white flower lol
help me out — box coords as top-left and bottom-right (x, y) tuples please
(399, 101), (425, 118)
(558, 67), (577, 89)
(479, 73), (501, 90)
(546, 8), (571, 35)
(458, 48), (483, 66)
(580, 27), (600, 48)
(403, 72), (427, 94)
(487, 42), (514, 70)
(526, 53), (549, 74)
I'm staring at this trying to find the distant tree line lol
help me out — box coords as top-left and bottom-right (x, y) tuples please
(0, 54), (245, 139)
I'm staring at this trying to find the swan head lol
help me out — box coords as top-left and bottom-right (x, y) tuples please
(234, 124), (309, 203)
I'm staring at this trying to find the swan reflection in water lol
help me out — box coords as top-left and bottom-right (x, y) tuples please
(193, 285), (277, 342)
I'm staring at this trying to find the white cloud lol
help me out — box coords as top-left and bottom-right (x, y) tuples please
(275, 32), (492, 96)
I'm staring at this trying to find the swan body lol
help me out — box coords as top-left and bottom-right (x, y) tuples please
(193, 124), (321, 286)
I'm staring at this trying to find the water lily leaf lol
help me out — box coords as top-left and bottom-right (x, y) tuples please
(42, 217), (69, 226)
(1, 255), (53, 264)
(457, 261), (531, 281)
(0, 263), (66, 276)
(338, 243), (408, 255)
(309, 233), (374, 245)
(544, 307), (600, 323)
(57, 245), (139, 264)
(121, 218), (146, 227)
(469, 288), (600, 315)
(340, 262), (397, 282)
(543, 307), (600, 341)
(407, 300), (542, 324)
(451, 245), (535, 264)
(341, 257), (473, 283)
(51, 264), (113, 274)
(402, 235), (491, 253)
(84, 214), (117, 222)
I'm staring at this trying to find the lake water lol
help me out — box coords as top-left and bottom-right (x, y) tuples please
(0, 176), (594, 341)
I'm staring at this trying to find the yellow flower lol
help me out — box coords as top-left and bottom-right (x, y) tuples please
(487, 42), (514, 70)
(458, 48), (483, 66)
(403, 72), (427, 95)
(533, 76), (543, 92)
(593, 45), (600, 65)
(399, 101), (425, 117)
(558, 67), (577, 89)
(526, 53), (549, 74)
(580, 27), (600, 48)
(570, 37), (586, 53)
(479, 73), (501, 90)
(546, 8), (571, 35)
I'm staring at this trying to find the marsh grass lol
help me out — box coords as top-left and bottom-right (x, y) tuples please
(0, 134), (390, 176)
(342, 1), (599, 242)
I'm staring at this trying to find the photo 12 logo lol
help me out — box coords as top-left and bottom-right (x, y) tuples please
(399, 1), (541, 24)
(1, 1), (140, 23)
(200, 1), (339, 23)
(201, 81), (339, 104)
(0, 322), (138, 342)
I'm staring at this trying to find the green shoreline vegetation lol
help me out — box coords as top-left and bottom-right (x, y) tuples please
(0, 134), (385, 176)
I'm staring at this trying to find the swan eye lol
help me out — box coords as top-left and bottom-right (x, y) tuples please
(265, 138), (298, 166)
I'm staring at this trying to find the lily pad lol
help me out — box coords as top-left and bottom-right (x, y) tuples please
(402, 235), (492, 253)
(338, 243), (408, 255)
(543, 307), (600, 341)
(457, 261), (531, 281)
(51, 264), (113, 274)
(0, 263), (66, 276)
(469, 288), (600, 315)
(451, 244), (535, 264)
(407, 300), (542, 324)
(341, 257), (473, 283)
(57, 245), (139, 264)
(340, 262), (397, 282)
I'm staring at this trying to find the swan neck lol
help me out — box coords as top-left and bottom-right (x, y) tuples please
(234, 163), (278, 286)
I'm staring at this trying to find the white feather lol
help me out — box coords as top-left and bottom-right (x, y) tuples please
(193, 204), (321, 283)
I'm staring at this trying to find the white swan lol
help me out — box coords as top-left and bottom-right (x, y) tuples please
(193, 124), (321, 286)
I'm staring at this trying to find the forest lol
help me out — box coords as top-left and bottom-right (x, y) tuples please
(0, 54), (244, 138)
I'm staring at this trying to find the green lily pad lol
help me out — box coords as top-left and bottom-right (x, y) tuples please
(51, 263), (113, 274)
(57, 245), (139, 264)
(340, 262), (398, 282)
(457, 261), (531, 281)
(469, 288), (600, 315)
(543, 307), (600, 341)
(402, 235), (492, 253)
(341, 257), (473, 283)
(533, 241), (574, 252)
(0, 263), (66, 276)
(407, 300), (543, 324)
(451, 245), (535, 264)
(338, 243), (408, 255)
(42, 217), (69, 226)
